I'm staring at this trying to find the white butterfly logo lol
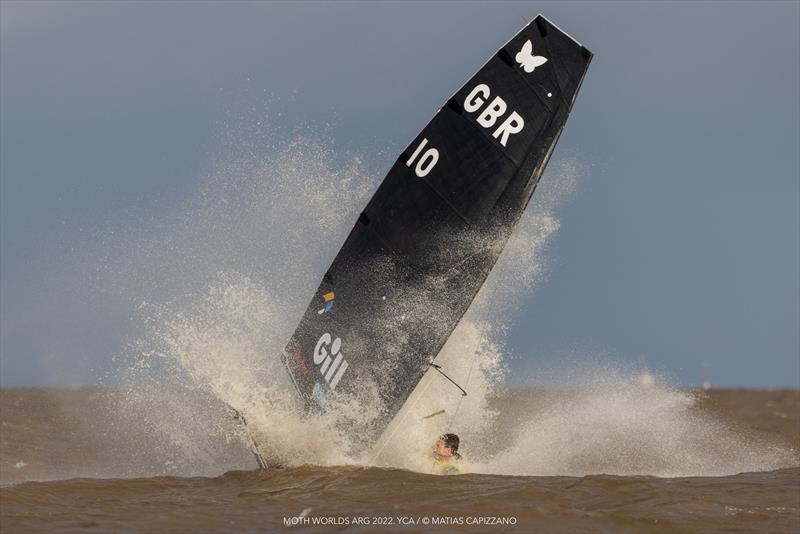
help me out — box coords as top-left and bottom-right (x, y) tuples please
(515, 40), (547, 73)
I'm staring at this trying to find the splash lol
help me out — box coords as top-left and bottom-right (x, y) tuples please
(111, 131), (795, 479)
(473, 364), (796, 477)
(112, 129), (573, 471)
(113, 135), (379, 470)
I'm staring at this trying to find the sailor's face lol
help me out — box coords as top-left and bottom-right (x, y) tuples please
(433, 439), (453, 458)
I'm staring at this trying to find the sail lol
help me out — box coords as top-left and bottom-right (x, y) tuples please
(280, 15), (592, 439)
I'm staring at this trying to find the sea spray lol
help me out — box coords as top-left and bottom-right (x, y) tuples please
(112, 135), (378, 470)
(108, 131), (795, 478)
(112, 134), (570, 472)
(472, 363), (797, 477)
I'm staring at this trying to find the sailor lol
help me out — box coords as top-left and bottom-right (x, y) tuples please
(432, 433), (463, 475)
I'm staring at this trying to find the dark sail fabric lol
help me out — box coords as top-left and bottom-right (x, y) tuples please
(281, 15), (592, 438)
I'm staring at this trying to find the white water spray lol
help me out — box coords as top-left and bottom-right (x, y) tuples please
(108, 131), (794, 478)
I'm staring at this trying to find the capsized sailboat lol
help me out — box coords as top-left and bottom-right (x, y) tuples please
(278, 14), (592, 457)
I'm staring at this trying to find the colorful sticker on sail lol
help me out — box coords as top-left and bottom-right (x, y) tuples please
(317, 291), (335, 314)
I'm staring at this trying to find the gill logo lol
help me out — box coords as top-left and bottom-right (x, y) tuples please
(313, 333), (348, 390)
(515, 40), (547, 73)
(317, 291), (335, 314)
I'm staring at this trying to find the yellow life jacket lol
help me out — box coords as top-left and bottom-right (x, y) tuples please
(432, 455), (464, 475)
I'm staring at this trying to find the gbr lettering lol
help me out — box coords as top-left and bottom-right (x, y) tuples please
(463, 83), (524, 147)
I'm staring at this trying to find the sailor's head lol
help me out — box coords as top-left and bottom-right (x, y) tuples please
(433, 433), (460, 458)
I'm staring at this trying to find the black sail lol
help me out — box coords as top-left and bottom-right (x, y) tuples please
(280, 15), (592, 439)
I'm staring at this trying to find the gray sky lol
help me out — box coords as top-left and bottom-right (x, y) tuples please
(1, 1), (798, 387)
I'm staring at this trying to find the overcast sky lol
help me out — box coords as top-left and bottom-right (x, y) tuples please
(1, 1), (798, 387)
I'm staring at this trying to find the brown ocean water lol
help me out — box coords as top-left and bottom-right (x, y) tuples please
(1, 388), (798, 533)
